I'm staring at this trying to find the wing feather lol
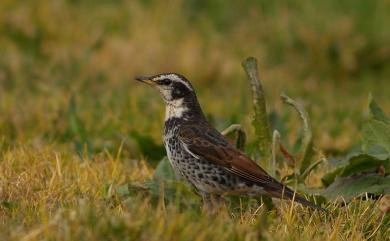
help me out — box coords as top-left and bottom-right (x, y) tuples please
(178, 124), (275, 185)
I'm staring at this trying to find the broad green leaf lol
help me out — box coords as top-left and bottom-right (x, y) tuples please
(341, 154), (389, 177)
(362, 97), (390, 159)
(144, 157), (180, 199)
(368, 95), (389, 124)
(322, 174), (390, 201)
(321, 167), (344, 187)
(321, 154), (390, 186)
(362, 119), (390, 159)
(323, 99), (390, 187)
(365, 144), (389, 160)
(153, 157), (176, 182)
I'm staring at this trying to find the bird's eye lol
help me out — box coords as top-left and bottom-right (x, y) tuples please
(157, 79), (172, 86)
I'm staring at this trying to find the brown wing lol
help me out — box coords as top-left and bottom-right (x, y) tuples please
(178, 123), (276, 185)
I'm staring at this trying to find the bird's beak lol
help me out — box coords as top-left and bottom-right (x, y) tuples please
(135, 75), (155, 85)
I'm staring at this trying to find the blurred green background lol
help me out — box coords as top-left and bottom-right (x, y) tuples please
(0, 0), (389, 158)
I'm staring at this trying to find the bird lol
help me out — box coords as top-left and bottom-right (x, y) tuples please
(135, 73), (325, 212)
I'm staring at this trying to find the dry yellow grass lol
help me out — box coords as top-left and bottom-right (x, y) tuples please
(1, 0), (389, 240)
(0, 146), (388, 240)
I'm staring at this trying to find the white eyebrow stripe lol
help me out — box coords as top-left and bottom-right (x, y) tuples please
(154, 74), (193, 90)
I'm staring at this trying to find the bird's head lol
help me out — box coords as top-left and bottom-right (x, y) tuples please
(135, 73), (203, 120)
(135, 73), (196, 104)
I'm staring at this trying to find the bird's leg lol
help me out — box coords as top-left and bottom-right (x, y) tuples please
(201, 192), (227, 214)
(200, 192), (214, 213)
(212, 194), (228, 210)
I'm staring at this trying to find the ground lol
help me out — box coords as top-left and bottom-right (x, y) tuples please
(0, 1), (389, 240)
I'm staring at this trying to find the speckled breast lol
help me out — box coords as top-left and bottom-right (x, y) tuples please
(163, 119), (193, 178)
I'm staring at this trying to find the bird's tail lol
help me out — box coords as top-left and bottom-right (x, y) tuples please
(265, 184), (326, 212)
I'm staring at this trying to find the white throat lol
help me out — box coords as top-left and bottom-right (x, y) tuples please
(165, 98), (189, 121)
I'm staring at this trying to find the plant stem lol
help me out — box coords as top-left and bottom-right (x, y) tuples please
(242, 57), (272, 165)
(280, 93), (314, 174)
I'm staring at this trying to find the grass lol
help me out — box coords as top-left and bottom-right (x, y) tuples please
(0, 0), (390, 240)
(1, 146), (388, 240)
